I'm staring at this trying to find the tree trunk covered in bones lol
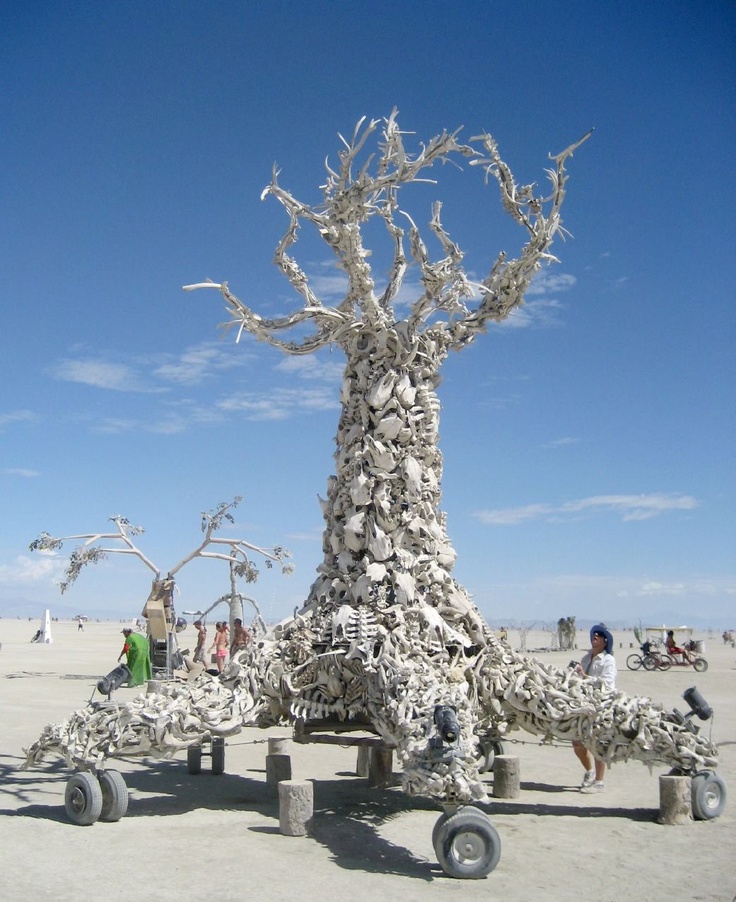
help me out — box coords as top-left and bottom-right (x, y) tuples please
(315, 326), (461, 616)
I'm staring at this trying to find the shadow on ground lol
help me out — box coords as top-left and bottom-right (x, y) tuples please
(0, 751), (660, 879)
(0, 755), (439, 878)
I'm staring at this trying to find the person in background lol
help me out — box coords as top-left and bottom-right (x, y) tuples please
(208, 622), (229, 673)
(572, 623), (617, 794)
(118, 627), (152, 687)
(666, 629), (693, 664)
(230, 618), (252, 657)
(192, 619), (207, 664)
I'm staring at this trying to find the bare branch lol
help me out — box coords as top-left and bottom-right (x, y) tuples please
(168, 497), (293, 577)
(31, 498), (292, 596)
(446, 130), (593, 346)
(30, 517), (159, 592)
(185, 112), (494, 344)
(187, 116), (588, 355)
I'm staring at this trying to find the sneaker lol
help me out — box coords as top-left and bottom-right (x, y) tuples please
(580, 770), (595, 789)
(580, 781), (605, 794)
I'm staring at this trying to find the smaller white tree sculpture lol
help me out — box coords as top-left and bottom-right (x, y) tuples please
(515, 621), (536, 653)
(29, 496), (293, 632)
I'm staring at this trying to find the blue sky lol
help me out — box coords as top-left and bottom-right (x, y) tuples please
(1, 1), (734, 628)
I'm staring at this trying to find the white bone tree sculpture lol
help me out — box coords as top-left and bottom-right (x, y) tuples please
(26, 114), (718, 807)
(29, 496), (292, 633)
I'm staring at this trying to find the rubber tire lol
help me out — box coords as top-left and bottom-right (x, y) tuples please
(626, 654), (642, 671)
(64, 772), (103, 826)
(478, 738), (505, 773)
(693, 658), (708, 672)
(211, 736), (225, 775)
(99, 770), (129, 822)
(432, 812), (451, 851)
(691, 771), (727, 820)
(657, 655), (672, 671)
(642, 655), (656, 671)
(432, 806), (489, 853)
(434, 809), (501, 879)
(187, 745), (203, 775)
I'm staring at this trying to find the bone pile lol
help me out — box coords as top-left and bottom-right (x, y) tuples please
(25, 600), (718, 801)
(242, 602), (718, 800)
(24, 676), (243, 771)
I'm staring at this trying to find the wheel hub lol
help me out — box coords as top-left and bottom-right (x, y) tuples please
(453, 829), (484, 862)
(704, 787), (719, 809)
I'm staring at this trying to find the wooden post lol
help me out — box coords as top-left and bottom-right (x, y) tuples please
(266, 753), (292, 785)
(278, 780), (313, 836)
(268, 736), (291, 755)
(493, 754), (520, 799)
(368, 747), (393, 788)
(356, 744), (370, 777)
(658, 775), (692, 824)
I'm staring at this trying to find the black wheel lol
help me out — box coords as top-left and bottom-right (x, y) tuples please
(693, 658), (708, 672)
(211, 736), (225, 775)
(691, 771), (727, 820)
(642, 655), (656, 671)
(432, 812), (451, 851)
(99, 770), (129, 822)
(432, 805), (488, 860)
(657, 655), (672, 671)
(432, 806), (486, 850)
(478, 738), (505, 773)
(187, 745), (202, 775)
(434, 809), (501, 879)
(626, 654), (643, 671)
(64, 772), (103, 826)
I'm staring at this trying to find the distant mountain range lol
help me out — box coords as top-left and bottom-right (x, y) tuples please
(3, 603), (732, 633)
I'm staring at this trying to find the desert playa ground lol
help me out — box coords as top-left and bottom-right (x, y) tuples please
(0, 619), (734, 902)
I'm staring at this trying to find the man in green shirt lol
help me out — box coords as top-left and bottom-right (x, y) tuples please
(118, 628), (152, 686)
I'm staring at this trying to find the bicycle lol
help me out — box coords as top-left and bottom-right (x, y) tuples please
(642, 650), (672, 671)
(626, 650), (647, 670)
(626, 642), (671, 671)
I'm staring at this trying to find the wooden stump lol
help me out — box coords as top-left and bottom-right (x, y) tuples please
(493, 755), (520, 799)
(368, 747), (393, 788)
(659, 774), (692, 824)
(356, 744), (370, 778)
(266, 753), (292, 785)
(278, 780), (313, 836)
(268, 736), (291, 756)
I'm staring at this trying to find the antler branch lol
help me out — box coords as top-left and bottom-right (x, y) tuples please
(185, 114), (589, 353)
